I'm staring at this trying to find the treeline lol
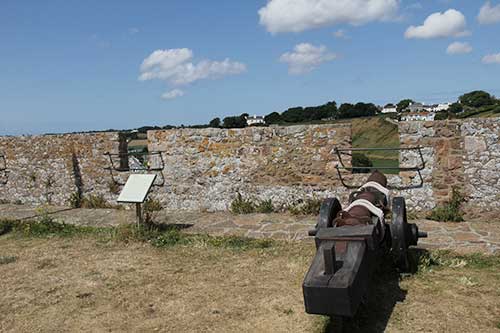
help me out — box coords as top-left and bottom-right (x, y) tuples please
(127, 89), (498, 133)
(208, 100), (380, 129)
(435, 90), (500, 120)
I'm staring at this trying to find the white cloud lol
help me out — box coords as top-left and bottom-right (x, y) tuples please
(333, 29), (349, 39)
(478, 1), (500, 24)
(161, 89), (184, 100)
(258, 0), (399, 33)
(405, 9), (469, 39)
(139, 48), (246, 99)
(482, 53), (500, 64)
(446, 42), (472, 54)
(280, 43), (337, 75)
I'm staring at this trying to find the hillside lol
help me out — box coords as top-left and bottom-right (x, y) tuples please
(351, 117), (400, 172)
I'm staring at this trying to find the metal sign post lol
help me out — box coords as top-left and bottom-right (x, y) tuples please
(117, 174), (157, 226)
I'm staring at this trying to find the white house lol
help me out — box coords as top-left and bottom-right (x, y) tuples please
(381, 105), (397, 113)
(246, 115), (265, 126)
(432, 102), (452, 112)
(401, 111), (435, 121)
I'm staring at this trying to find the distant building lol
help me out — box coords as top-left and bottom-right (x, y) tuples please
(432, 102), (452, 112)
(405, 101), (453, 113)
(381, 105), (397, 113)
(406, 102), (426, 113)
(401, 111), (435, 121)
(246, 115), (265, 126)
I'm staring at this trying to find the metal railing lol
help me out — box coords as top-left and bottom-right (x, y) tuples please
(103, 151), (166, 186)
(334, 147), (427, 190)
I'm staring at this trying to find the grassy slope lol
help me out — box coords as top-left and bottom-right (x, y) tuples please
(351, 117), (400, 172)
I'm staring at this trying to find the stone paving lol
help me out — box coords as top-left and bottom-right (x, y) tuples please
(1, 204), (499, 254)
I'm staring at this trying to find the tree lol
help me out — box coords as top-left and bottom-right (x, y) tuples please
(222, 114), (247, 128)
(208, 117), (221, 128)
(434, 111), (449, 120)
(338, 103), (354, 118)
(397, 99), (414, 113)
(459, 90), (494, 108)
(448, 103), (463, 114)
(337, 102), (377, 119)
(264, 112), (282, 124)
(352, 153), (373, 174)
(281, 107), (305, 123)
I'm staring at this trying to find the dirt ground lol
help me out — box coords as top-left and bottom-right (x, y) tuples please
(1, 235), (500, 333)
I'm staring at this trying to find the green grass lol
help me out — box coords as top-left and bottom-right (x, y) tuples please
(351, 117), (400, 173)
(368, 158), (400, 174)
(0, 217), (274, 251)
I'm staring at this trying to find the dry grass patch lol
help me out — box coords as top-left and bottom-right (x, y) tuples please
(0, 236), (325, 333)
(1, 225), (499, 332)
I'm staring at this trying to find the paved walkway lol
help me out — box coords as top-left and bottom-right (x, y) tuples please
(1, 204), (499, 254)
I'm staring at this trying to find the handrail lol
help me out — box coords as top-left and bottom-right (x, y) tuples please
(334, 146), (427, 190)
(103, 151), (166, 186)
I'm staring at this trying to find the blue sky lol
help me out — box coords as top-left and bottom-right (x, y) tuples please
(1, 0), (499, 135)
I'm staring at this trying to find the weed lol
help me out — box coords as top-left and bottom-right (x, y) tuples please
(287, 198), (322, 216)
(256, 199), (274, 213)
(81, 194), (111, 209)
(115, 223), (273, 250)
(69, 192), (83, 208)
(416, 250), (500, 273)
(0, 255), (17, 265)
(144, 198), (163, 224)
(0, 219), (16, 235)
(427, 187), (465, 222)
(230, 193), (255, 214)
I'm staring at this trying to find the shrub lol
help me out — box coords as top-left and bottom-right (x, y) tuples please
(256, 199), (275, 213)
(81, 194), (111, 209)
(287, 198), (322, 216)
(352, 153), (373, 174)
(427, 187), (465, 222)
(0, 219), (16, 235)
(69, 192), (83, 208)
(144, 198), (163, 224)
(230, 193), (255, 214)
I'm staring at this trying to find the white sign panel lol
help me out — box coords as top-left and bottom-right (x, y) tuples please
(117, 174), (157, 203)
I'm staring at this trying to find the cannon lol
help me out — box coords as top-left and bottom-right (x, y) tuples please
(302, 148), (428, 328)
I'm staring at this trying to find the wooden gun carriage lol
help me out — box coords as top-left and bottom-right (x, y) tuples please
(303, 147), (428, 326)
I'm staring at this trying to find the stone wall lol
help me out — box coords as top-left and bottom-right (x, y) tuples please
(0, 118), (498, 217)
(462, 119), (500, 214)
(0, 133), (120, 206)
(147, 125), (352, 211)
(398, 118), (500, 214)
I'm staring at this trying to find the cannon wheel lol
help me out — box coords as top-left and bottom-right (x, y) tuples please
(317, 198), (342, 229)
(390, 197), (411, 272)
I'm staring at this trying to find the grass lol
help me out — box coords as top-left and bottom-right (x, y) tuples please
(351, 117), (400, 174)
(427, 187), (465, 222)
(230, 193), (321, 216)
(0, 216), (274, 252)
(1, 231), (499, 332)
